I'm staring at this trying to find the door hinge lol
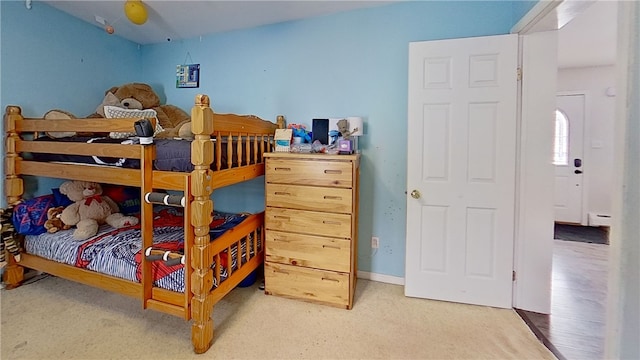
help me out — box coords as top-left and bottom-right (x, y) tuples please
(512, 270), (517, 281)
(517, 67), (522, 81)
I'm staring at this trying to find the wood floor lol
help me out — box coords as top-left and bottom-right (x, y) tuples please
(517, 239), (609, 360)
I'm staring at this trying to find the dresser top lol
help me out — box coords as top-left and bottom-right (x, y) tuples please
(264, 152), (360, 162)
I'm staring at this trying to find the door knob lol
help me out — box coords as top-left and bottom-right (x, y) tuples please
(574, 170), (583, 174)
(410, 190), (421, 199)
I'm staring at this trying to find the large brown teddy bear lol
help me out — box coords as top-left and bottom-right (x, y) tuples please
(59, 180), (139, 240)
(93, 83), (193, 139)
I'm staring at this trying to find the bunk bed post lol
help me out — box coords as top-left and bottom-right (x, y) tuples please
(3, 106), (25, 288)
(4, 106), (24, 205)
(189, 95), (215, 354)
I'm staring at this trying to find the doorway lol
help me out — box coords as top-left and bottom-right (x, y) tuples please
(554, 93), (585, 224)
(405, 3), (619, 356)
(519, 1), (616, 359)
(514, 0), (636, 358)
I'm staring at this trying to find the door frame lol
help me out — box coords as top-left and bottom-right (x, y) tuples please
(512, 5), (633, 353)
(604, 2), (635, 358)
(556, 90), (590, 225)
(510, 0), (597, 314)
(514, 1), (637, 357)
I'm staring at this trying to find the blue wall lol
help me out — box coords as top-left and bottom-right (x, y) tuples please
(1, 0), (531, 278)
(0, 1), (142, 202)
(511, 0), (538, 24)
(140, 1), (520, 277)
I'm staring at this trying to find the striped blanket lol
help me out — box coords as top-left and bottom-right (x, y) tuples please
(24, 206), (253, 292)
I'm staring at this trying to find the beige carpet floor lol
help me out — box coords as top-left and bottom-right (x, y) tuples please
(1, 275), (555, 360)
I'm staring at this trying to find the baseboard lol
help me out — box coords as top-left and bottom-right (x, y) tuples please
(357, 271), (404, 285)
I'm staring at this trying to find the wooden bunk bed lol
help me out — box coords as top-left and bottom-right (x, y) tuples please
(2, 94), (284, 354)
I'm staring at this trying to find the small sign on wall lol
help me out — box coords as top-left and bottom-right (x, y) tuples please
(176, 64), (200, 88)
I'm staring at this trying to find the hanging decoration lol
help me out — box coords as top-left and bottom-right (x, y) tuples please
(124, 0), (148, 25)
(176, 52), (200, 88)
(94, 15), (118, 35)
(100, 0), (148, 35)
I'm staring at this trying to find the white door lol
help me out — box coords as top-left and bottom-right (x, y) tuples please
(405, 34), (518, 308)
(554, 93), (585, 224)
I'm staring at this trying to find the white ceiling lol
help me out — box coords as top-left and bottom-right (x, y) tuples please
(40, 0), (396, 45)
(557, 0), (617, 68)
(40, 0), (617, 68)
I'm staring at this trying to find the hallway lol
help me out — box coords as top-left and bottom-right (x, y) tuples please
(518, 239), (609, 360)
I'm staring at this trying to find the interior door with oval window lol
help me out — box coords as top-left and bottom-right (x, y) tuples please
(554, 93), (585, 224)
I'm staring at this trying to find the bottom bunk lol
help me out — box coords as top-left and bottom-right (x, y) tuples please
(2, 203), (264, 351)
(24, 206), (256, 293)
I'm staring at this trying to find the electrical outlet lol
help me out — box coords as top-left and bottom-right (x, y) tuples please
(371, 236), (379, 249)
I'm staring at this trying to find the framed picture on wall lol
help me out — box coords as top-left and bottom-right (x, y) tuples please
(176, 64), (200, 88)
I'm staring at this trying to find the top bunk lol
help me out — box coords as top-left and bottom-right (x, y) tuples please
(4, 94), (284, 202)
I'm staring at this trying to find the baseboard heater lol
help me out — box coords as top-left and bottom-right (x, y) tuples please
(588, 212), (612, 227)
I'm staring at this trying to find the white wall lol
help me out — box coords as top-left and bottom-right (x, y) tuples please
(606, 1), (639, 357)
(557, 65), (616, 220)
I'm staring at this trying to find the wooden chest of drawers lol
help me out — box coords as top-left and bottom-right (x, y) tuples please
(263, 152), (359, 309)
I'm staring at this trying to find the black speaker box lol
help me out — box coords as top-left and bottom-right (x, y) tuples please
(312, 118), (329, 145)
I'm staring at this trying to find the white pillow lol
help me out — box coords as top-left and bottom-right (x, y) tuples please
(103, 106), (163, 139)
(96, 92), (121, 117)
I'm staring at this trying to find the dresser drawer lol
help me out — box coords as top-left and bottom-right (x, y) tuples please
(266, 230), (351, 272)
(266, 207), (352, 239)
(266, 183), (352, 213)
(266, 159), (353, 188)
(265, 262), (350, 308)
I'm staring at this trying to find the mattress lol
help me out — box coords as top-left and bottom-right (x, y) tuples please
(23, 206), (259, 292)
(30, 136), (262, 172)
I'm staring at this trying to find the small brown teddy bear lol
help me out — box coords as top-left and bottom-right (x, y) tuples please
(92, 82), (193, 139)
(59, 180), (139, 240)
(44, 206), (71, 234)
